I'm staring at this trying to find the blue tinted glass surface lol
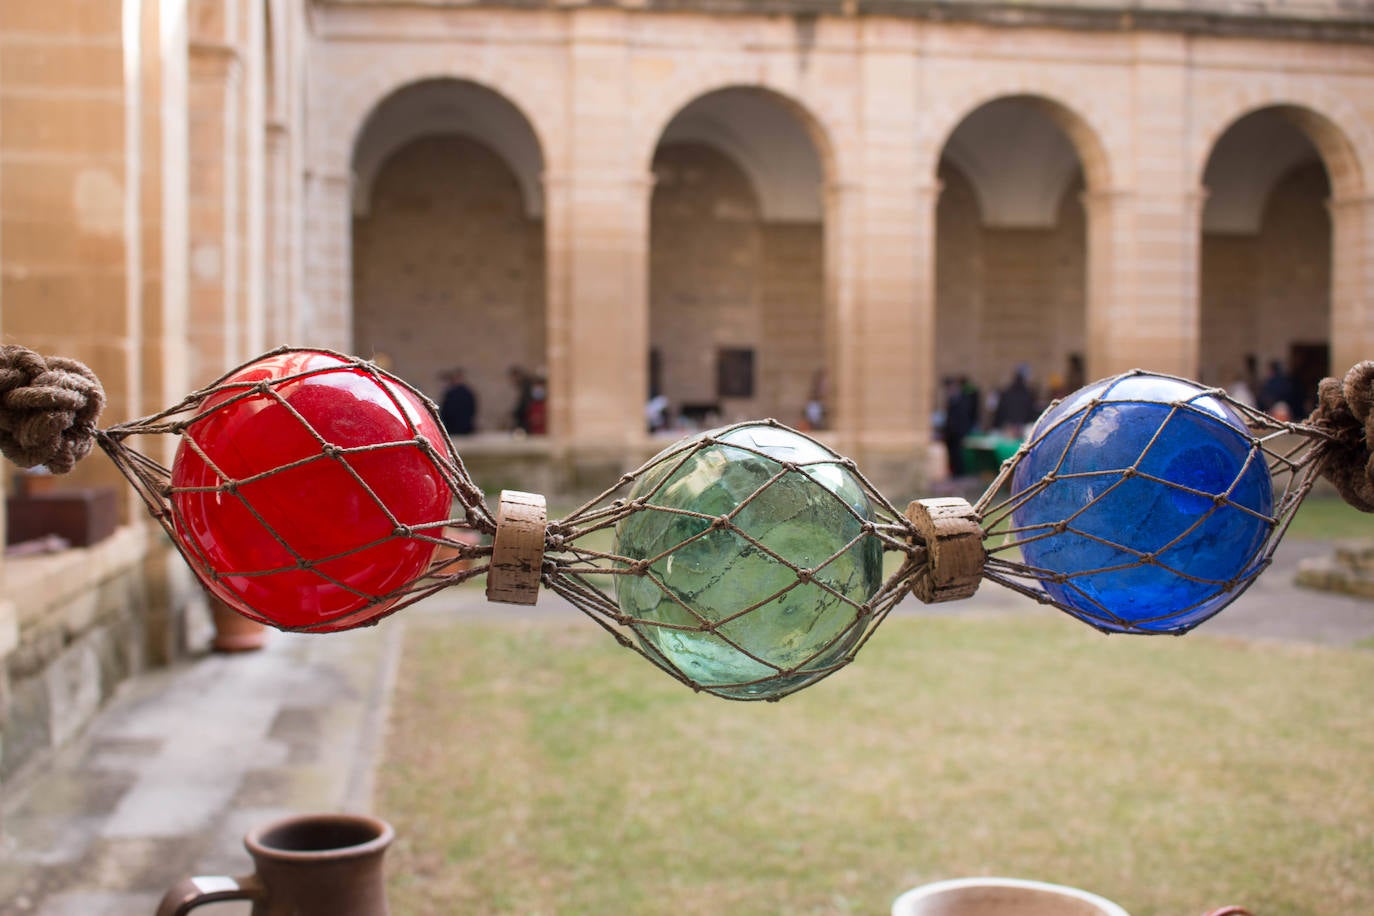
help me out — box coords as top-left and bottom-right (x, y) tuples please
(1011, 375), (1275, 632)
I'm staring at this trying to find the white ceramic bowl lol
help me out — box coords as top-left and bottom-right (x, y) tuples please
(891, 877), (1130, 916)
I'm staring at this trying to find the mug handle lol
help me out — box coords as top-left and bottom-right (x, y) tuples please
(156, 874), (266, 915)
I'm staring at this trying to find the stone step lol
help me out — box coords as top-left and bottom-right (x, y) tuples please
(1334, 539), (1374, 573)
(1295, 555), (1374, 599)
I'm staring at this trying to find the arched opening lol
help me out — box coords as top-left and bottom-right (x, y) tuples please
(1200, 106), (1336, 418)
(648, 87), (831, 433)
(934, 96), (1090, 465)
(351, 79), (546, 434)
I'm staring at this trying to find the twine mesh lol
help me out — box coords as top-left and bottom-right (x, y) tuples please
(20, 340), (1366, 694)
(972, 369), (1336, 635)
(97, 347), (495, 631)
(541, 420), (922, 701)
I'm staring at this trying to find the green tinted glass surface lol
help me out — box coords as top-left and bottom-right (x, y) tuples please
(613, 425), (883, 699)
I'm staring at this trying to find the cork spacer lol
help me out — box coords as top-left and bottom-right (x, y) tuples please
(905, 497), (985, 603)
(485, 490), (547, 606)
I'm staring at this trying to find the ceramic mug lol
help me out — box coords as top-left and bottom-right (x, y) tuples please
(156, 812), (394, 916)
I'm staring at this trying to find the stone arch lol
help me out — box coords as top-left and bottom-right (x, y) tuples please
(1196, 101), (1363, 416)
(932, 94), (1097, 436)
(350, 79), (548, 432)
(1192, 92), (1369, 203)
(318, 51), (559, 186)
(645, 85), (835, 429)
(632, 76), (847, 194)
(350, 77), (547, 219)
(929, 91), (1113, 195)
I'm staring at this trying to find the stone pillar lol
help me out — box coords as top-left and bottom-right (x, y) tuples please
(545, 11), (650, 486)
(1080, 188), (1132, 380)
(303, 170), (353, 352)
(1328, 193), (1374, 376)
(187, 37), (243, 384)
(1119, 35), (1196, 378)
(0, 0), (138, 491)
(140, 0), (190, 447)
(264, 122), (292, 345)
(241, 1), (267, 359)
(1124, 185), (1203, 378)
(544, 170), (653, 470)
(840, 175), (937, 499)
(825, 179), (862, 448)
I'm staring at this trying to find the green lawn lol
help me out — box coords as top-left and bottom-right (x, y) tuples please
(1283, 493), (1374, 542)
(379, 614), (1374, 915)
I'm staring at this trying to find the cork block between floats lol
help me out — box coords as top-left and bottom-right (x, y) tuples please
(905, 497), (985, 604)
(485, 490), (547, 606)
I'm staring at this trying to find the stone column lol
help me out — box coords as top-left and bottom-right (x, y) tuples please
(1080, 187), (1133, 380)
(0, 0), (138, 487)
(187, 37), (242, 384)
(264, 121), (292, 345)
(825, 179), (862, 448)
(545, 10), (651, 486)
(241, 3), (267, 359)
(140, 0), (189, 443)
(302, 170), (353, 352)
(838, 175), (937, 498)
(1328, 193), (1374, 376)
(544, 170), (654, 470)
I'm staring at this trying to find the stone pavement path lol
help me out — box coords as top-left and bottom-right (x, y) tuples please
(0, 625), (402, 915)
(1, 539), (1371, 915)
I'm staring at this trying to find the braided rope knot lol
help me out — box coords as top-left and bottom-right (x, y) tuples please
(0, 345), (106, 474)
(1307, 360), (1374, 512)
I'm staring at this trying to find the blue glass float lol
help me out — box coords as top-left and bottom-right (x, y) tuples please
(1010, 373), (1275, 633)
(613, 424), (883, 699)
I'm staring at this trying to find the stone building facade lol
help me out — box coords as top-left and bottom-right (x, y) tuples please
(1, 0), (1372, 776)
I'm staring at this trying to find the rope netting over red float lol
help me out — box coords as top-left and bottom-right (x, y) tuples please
(96, 349), (496, 632)
(2, 343), (1371, 699)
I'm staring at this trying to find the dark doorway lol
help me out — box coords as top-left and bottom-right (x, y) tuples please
(1289, 342), (1329, 418)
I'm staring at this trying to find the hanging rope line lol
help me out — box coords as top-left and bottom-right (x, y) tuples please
(0, 345), (106, 474)
(1, 342), (1369, 698)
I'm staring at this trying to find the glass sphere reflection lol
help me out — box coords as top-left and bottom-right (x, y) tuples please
(613, 424), (883, 699)
(1011, 374), (1274, 633)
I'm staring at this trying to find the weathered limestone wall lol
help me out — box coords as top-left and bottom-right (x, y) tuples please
(1201, 162), (1332, 396)
(312, 5), (1374, 497)
(937, 164), (1088, 409)
(0, 0), (307, 783)
(0, 0), (191, 782)
(649, 143), (827, 427)
(2, 530), (155, 780)
(353, 134), (546, 427)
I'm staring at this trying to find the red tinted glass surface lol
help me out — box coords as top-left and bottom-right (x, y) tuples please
(170, 352), (450, 629)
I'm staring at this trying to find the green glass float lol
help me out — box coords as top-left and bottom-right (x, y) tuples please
(612, 423), (884, 699)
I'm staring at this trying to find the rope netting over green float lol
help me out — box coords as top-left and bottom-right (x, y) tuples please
(1, 343), (1371, 701)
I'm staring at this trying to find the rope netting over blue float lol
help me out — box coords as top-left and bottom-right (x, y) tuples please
(1, 344), (1371, 701)
(977, 370), (1323, 635)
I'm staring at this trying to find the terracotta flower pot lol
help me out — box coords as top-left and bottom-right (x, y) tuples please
(210, 596), (269, 653)
(432, 526), (482, 574)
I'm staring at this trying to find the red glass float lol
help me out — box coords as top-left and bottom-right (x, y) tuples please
(169, 351), (451, 631)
